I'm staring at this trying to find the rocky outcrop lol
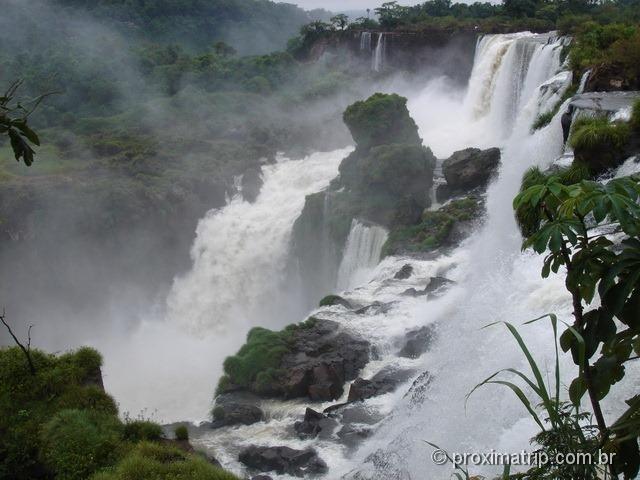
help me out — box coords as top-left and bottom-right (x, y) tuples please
(401, 276), (454, 297)
(239, 446), (328, 477)
(394, 264), (413, 279)
(442, 147), (501, 193)
(211, 392), (264, 428)
(319, 294), (353, 309)
(347, 366), (415, 402)
(291, 93), (435, 307)
(218, 319), (370, 402)
(398, 324), (437, 359)
(294, 408), (337, 439)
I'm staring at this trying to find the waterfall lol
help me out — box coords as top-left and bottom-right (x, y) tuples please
(360, 31), (372, 51)
(373, 33), (385, 72)
(336, 220), (388, 291)
(166, 150), (347, 334)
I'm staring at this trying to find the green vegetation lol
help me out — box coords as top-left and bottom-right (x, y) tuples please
(174, 425), (189, 441)
(509, 172), (640, 478)
(319, 294), (350, 307)
(0, 343), (238, 479)
(631, 98), (640, 132)
(382, 197), (482, 256)
(218, 318), (318, 394)
(569, 116), (630, 174)
(343, 93), (421, 151)
(90, 442), (238, 480)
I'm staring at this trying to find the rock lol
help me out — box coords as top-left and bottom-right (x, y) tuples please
(337, 424), (373, 449)
(404, 371), (433, 406)
(241, 168), (263, 203)
(442, 147), (501, 191)
(251, 476), (274, 480)
(239, 446), (328, 477)
(319, 294), (352, 308)
(347, 366), (415, 402)
(277, 319), (369, 401)
(398, 325), (437, 359)
(294, 408), (337, 439)
(354, 301), (394, 315)
(211, 392), (263, 428)
(401, 277), (454, 298)
(394, 264), (413, 279)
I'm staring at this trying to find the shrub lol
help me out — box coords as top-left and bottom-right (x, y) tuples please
(40, 409), (124, 480)
(174, 425), (189, 441)
(89, 442), (239, 480)
(632, 98), (640, 132)
(569, 116), (630, 173)
(123, 420), (163, 442)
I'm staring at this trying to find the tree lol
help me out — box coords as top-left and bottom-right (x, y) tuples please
(514, 172), (640, 478)
(0, 80), (45, 166)
(330, 13), (349, 30)
(374, 1), (409, 28)
(213, 41), (237, 58)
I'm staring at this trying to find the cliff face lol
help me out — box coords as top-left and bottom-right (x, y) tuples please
(307, 29), (478, 86)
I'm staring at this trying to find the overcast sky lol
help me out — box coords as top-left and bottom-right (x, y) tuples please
(292, 0), (396, 11)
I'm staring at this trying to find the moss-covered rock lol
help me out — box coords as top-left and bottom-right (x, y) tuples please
(217, 318), (369, 401)
(382, 196), (483, 256)
(343, 93), (421, 151)
(319, 294), (352, 308)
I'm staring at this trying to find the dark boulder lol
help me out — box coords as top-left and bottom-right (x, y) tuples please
(241, 168), (263, 203)
(251, 476), (274, 480)
(347, 366), (415, 402)
(294, 407), (337, 439)
(442, 147), (500, 191)
(394, 264), (413, 280)
(337, 424), (373, 449)
(319, 294), (352, 309)
(401, 277), (454, 298)
(355, 301), (394, 315)
(239, 446), (328, 477)
(398, 324), (437, 359)
(211, 392), (263, 428)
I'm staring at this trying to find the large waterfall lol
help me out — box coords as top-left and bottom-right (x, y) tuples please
(103, 31), (638, 477)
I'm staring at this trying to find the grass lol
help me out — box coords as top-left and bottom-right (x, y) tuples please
(632, 98), (640, 132)
(570, 116), (630, 152)
(531, 83), (579, 132)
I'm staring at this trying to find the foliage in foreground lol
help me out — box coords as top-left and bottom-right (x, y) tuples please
(0, 345), (238, 480)
(511, 172), (640, 478)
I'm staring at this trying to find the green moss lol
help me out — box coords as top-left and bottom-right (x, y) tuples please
(123, 420), (164, 442)
(382, 197), (482, 256)
(212, 406), (225, 421)
(174, 425), (189, 441)
(531, 83), (578, 132)
(343, 93), (421, 151)
(40, 409), (124, 480)
(90, 442), (239, 480)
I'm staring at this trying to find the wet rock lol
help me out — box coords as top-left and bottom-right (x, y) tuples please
(442, 147), (501, 191)
(319, 294), (352, 309)
(401, 277), (454, 298)
(211, 392), (263, 428)
(278, 319), (370, 401)
(355, 301), (394, 315)
(241, 168), (263, 203)
(347, 366), (415, 402)
(337, 424), (373, 449)
(294, 407), (337, 439)
(404, 371), (433, 406)
(251, 476), (274, 480)
(239, 445), (328, 477)
(394, 264), (413, 279)
(398, 324), (437, 359)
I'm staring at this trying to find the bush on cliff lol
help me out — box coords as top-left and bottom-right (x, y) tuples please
(569, 116), (630, 174)
(0, 346), (119, 478)
(343, 93), (421, 150)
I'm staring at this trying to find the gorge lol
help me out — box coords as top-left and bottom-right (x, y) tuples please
(2, 3), (640, 479)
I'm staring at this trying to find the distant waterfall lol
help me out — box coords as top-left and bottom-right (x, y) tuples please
(373, 33), (385, 72)
(336, 220), (388, 290)
(360, 31), (372, 51)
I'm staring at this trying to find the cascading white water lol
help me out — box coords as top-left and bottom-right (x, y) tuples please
(336, 220), (388, 291)
(373, 33), (385, 72)
(166, 150), (348, 334)
(360, 31), (372, 51)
